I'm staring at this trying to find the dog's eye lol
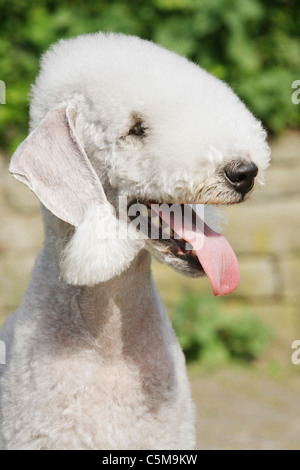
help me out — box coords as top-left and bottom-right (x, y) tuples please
(128, 120), (146, 137)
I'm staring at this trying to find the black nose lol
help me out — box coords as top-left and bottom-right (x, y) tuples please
(224, 159), (258, 196)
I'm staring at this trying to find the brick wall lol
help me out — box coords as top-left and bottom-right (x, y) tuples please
(223, 130), (300, 347)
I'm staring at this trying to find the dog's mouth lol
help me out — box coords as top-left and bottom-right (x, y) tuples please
(127, 201), (240, 296)
(129, 201), (201, 265)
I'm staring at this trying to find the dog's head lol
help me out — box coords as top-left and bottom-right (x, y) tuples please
(9, 33), (270, 293)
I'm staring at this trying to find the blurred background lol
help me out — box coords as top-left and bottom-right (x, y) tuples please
(0, 0), (299, 449)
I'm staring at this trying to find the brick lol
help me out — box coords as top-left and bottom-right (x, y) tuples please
(0, 213), (43, 251)
(269, 130), (300, 165)
(5, 179), (40, 213)
(152, 256), (276, 303)
(1, 169), (40, 214)
(223, 198), (300, 255)
(0, 251), (36, 320)
(234, 256), (276, 298)
(152, 259), (212, 307)
(246, 303), (300, 358)
(254, 166), (300, 202)
(280, 256), (300, 303)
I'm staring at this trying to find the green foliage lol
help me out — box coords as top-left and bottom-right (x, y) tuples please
(172, 293), (273, 366)
(0, 0), (299, 154)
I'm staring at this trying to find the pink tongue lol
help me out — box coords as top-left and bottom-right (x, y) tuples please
(151, 205), (240, 296)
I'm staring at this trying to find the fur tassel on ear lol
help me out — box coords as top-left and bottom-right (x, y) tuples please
(60, 203), (145, 286)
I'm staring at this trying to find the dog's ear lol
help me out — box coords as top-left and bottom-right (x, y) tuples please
(9, 105), (144, 285)
(9, 106), (108, 227)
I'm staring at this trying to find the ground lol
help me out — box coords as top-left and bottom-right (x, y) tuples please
(191, 366), (300, 450)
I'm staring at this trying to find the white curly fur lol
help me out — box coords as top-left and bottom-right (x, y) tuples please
(0, 32), (270, 450)
(61, 204), (145, 285)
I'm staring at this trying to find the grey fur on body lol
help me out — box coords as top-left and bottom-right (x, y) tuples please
(0, 209), (195, 449)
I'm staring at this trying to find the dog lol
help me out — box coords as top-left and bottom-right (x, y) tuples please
(0, 32), (270, 449)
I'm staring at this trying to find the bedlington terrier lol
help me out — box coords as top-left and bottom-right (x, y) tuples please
(0, 32), (270, 450)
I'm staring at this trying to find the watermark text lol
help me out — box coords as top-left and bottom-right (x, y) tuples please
(97, 198), (206, 251)
(0, 340), (6, 365)
(291, 340), (300, 365)
(291, 80), (300, 105)
(0, 80), (5, 104)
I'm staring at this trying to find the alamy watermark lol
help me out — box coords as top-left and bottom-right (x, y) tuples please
(291, 340), (300, 365)
(0, 340), (6, 365)
(291, 80), (300, 105)
(0, 80), (5, 104)
(96, 198), (205, 250)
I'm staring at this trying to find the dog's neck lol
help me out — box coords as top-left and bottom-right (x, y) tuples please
(30, 208), (166, 362)
(76, 249), (156, 359)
